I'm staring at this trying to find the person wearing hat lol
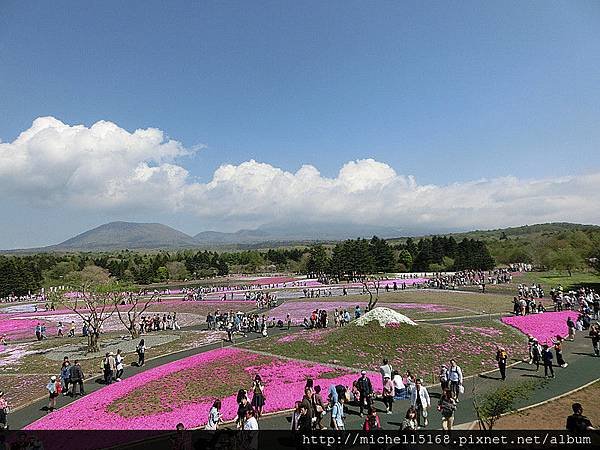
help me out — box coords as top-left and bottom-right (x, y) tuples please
(356, 370), (373, 417)
(0, 390), (9, 429)
(46, 375), (60, 411)
(495, 346), (508, 381)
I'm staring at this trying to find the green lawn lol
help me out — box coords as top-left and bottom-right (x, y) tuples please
(513, 270), (600, 291)
(240, 320), (527, 383)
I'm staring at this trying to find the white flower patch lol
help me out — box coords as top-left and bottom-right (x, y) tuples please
(354, 307), (417, 327)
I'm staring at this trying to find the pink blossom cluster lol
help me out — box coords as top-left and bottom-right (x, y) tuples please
(25, 347), (381, 430)
(267, 300), (449, 324)
(0, 318), (50, 339)
(501, 311), (574, 344)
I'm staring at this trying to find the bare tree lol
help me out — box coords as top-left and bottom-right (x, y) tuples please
(115, 292), (157, 338)
(62, 266), (118, 353)
(362, 279), (381, 311)
(63, 287), (119, 353)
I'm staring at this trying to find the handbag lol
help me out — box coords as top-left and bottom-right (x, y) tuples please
(459, 385), (465, 395)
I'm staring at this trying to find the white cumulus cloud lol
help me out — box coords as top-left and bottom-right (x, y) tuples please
(1, 116), (599, 232)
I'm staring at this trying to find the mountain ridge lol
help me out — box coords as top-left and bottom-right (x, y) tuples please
(2, 221), (598, 253)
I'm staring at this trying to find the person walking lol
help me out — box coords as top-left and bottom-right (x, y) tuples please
(531, 339), (542, 371)
(566, 403), (595, 431)
(69, 360), (85, 396)
(391, 370), (406, 400)
(448, 360), (463, 402)
(379, 358), (393, 386)
(554, 337), (568, 368)
(250, 374), (265, 418)
(357, 370), (374, 417)
(330, 395), (345, 430)
(312, 385), (326, 430)
(589, 324), (600, 357)
(438, 365), (449, 391)
(290, 401), (302, 431)
(46, 376), (60, 411)
(382, 375), (394, 414)
(115, 349), (124, 381)
(542, 344), (555, 378)
(567, 317), (576, 341)
(400, 407), (419, 431)
(103, 352), (116, 385)
(136, 339), (146, 367)
(60, 358), (71, 395)
(243, 409), (259, 430)
(437, 389), (457, 431)
(363, 406), (382, 431)
(410, 378), (430, 427)
(297, 403), (313, 432)
(205, 400), (223, 430)
(496, 346), (508, 380)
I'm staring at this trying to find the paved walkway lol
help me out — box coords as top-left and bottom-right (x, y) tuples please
(7, 305), (599, 431)
(7, 324), (293, 429)
(254, 330), (599, 430)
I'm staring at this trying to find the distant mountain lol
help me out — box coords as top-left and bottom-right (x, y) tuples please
(193, 222), (406, 245)
(4, 221), (598, 253)
(46, 222), (199, 251)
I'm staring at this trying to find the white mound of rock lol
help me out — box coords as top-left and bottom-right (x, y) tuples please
(354, 306), (417, 327)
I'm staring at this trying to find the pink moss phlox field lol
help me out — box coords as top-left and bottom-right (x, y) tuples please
(25, 347), (381, 430)
(267, 301), (449, 323)
(0, 318), (51, 339)
(501, 311), (574, 344)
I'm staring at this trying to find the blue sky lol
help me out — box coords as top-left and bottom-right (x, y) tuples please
(1, 1), (599, 248)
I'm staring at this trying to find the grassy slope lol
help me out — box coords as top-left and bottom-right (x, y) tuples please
(241, 320), (528, 382)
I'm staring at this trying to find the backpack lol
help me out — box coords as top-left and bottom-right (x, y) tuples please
(55, 381), (62, 394)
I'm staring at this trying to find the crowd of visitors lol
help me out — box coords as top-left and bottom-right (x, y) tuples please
(426, 269), (513, 290)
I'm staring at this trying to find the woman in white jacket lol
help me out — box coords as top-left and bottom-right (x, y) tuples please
(410, 378), (430, 427)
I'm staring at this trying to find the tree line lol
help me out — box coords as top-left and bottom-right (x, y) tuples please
(3, 228), (599, 297)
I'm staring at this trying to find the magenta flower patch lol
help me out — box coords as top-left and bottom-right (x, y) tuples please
(25, 347), (380, 430)
(501, 311), (573, 344)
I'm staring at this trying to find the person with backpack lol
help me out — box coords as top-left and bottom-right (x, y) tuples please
(60, 358), (71, 395)
(363, 406), (382, 431)
(553, 337), (568, 368)
(448, 360), (463, 401)
(46, 375), (60, 411)
(356, 370), (373, 417)
(136, 339), (146, 366)
(69, 360), (85, 396)
(103, 352), (116, 385)
(437, 389), (457, 431)
(566, 403), (594, 431)
(330, 395), (345, 430)
(542, 344), (555, 378)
